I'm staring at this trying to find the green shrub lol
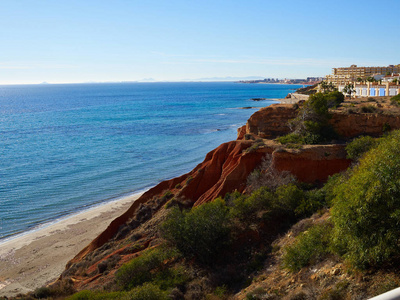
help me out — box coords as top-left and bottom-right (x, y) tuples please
(127, 283), (168, 300)
(345, 135), (378, 161)
(390, 94), (400, 106)
(283, 222), (332, 272)
(244, 141), (265, 153)
(326, 91), (345, 108)
(115, 247), (176, 290)
(322, 173), (346, 206)
(231, 184), (305, 226)
(274, 183), (305, 214)
(67, 290), (126, 300)
(277, 133), (305, 145)
(185, 176), (193, 185)
(360, 105), (377, 113)
(383, 122), (392, 133)
(152, 265), (189, 291)
(332, 130), (400, 268)
(295, 188), (326, 217)
(230, 187), (273, 223)
(286, 92), (338, 144)
(33, 287), (52, 299)
(160, 198), (231, 264)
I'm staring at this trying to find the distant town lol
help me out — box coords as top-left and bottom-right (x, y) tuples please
(240, 64), (400, 98)
(239, 77), (323, 85)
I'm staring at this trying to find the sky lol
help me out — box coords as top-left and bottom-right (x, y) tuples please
(0, 0), (399, 84)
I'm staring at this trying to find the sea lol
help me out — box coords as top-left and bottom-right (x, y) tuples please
(0, 82), (302, 241)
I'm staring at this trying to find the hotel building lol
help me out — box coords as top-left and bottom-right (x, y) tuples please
(326, 64), (400, 86)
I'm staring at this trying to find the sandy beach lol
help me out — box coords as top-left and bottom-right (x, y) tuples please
(0, 193), (142, 297)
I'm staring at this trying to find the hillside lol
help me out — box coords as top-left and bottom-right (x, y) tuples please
(10, 93), (400, 300)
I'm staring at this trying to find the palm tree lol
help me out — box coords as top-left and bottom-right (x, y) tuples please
(343, 84), (355, 99)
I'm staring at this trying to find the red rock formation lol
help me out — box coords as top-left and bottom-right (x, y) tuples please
(271, 144), (351, 183)
(244, 103), (400, 140)
(329, 112), (400, 138)
(70, 140), (265, 262)
(245, 104), (298, 139)
(237, 125), (246, 140)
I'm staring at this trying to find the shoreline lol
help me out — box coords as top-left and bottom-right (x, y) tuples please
(0, 192), (143, 297)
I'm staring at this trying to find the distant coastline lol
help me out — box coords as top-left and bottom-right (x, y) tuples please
(238, 78), (322, 85)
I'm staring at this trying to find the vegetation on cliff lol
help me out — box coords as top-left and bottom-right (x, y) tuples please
(277, 91), (344, 145)
(14, 94), (400, 300)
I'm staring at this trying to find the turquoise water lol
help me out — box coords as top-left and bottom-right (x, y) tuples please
(0, 82), (301, 240)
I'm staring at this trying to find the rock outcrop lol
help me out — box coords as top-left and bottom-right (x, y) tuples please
(60, 98), (400, 294)
(245, 104), (298, 138)
(330, 112), (400, 138)
(244, 102), (400, 140)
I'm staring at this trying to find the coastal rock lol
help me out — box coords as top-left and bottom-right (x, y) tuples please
(244, 103), (400, 140)
(237, 125), (246, 140)
(245, 104), (298, 139)
(56, 97), (400, 296)
(329, 112), (400, 138)
(70, 140), (264, 262)
(272, 144), (351, 183)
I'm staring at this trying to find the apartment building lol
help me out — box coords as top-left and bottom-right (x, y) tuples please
(326, 64), (400, 85)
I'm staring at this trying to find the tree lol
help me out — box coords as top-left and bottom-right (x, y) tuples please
(320, 81), (337, 93)
(287, 92), (337, 144)
(342, 83), (355, 99)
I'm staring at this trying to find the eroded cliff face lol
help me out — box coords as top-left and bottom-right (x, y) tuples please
(244, 102), (400, 139)
(61, 100), (400, 292)
(245, 104), (298, 138)
(330, 112), (400, 138)
(69, 140), (264, 264)
(68, 139), (351, 270)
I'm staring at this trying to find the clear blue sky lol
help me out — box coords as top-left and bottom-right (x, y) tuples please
(1, 0), (399, 84)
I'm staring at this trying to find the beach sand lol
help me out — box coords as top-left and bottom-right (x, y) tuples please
(0, 193), (142, 297)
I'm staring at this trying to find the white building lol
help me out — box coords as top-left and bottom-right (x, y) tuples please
(338, 81), (400, 97)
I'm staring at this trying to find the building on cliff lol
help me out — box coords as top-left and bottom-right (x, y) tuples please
(337, 81), (400, 97)
(326, 64), (400, 86)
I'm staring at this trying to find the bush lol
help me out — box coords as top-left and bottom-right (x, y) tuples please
(360, 105), (377, 113)
(332, 130), (400, 268)
(127, 283), (168, 300)
(33, 287), (52, 299)
(283, 222), (333, 271)
(230, 187), (273, 225)
(345, 135), (378, 161)
(286, 92), (337, 144)
(326, 91), (345, 108)
(160, 199), (231, 264)
(295, 188), (326, 217)
(276, 133), (305, 145)
(390, 94), (400, 106)
(116, 247), (176, 290)
(67, 290), (126, 300)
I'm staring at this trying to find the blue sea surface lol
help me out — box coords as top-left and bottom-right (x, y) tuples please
(0, 82), (301, 240)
